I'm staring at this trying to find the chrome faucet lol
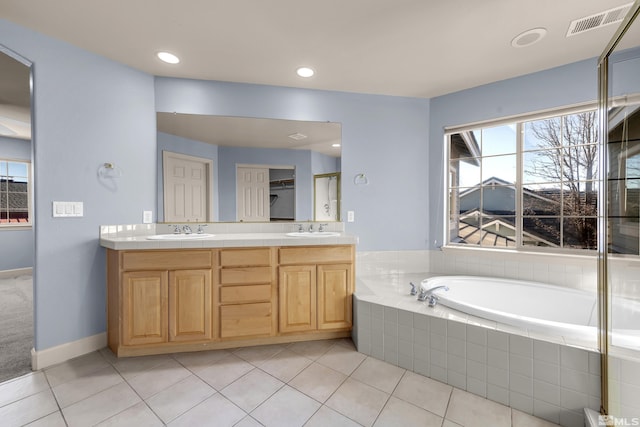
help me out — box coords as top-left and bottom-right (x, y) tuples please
(196, 224), (208, 234)
(170, 224), (181, 234)
(308, 224), (314, 233)
(318, 223), (328, 232)
(409, 282), (417, 296)
(182, 225), (193, 235)
(295, 224), (304, 232)
(417, 284), (449, 307)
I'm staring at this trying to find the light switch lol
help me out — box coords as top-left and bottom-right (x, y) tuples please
(347, 211), (355, 222)
(52, 201), (83, 217)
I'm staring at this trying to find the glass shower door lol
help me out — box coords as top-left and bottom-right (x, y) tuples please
(599, 2), (640, 421)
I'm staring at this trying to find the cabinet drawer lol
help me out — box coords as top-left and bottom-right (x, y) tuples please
(220, 303), (272, 338)
(220, 248), (271, 267)
(279, 246), (353, 265)
(220, 267), (272, 284)
(122, 250), (213, 271)
(220, 284), (271, 304)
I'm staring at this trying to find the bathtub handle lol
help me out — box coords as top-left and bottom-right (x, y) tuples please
(409, 282), (417, 296)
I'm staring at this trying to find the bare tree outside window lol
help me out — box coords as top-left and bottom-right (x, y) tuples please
(525, 112), (598, 249)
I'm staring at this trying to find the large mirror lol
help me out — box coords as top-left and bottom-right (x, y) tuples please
(157, 113), (341, 223)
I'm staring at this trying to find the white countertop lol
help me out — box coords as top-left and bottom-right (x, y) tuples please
(100, 232), (358, 250)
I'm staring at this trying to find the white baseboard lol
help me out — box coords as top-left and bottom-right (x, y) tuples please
(31, 332), (107, 370)
(0, 267), (32, 279)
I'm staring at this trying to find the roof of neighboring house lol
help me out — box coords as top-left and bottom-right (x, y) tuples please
(450, 131), (480, 166)
(0, 179), (28, 212)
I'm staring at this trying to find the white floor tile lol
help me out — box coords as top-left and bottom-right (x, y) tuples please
(145, 375), (215, 423)
(392, 371), (452, 417)
(25, 411), (67, 427)
(168, 393), (246, 427)
(0, 371), (50, 408)
(287, 339), (337, 360)
(259, 348), (312, 382)
(326, 378), (390, 427)
(446, 388), (511, 427)
(234, 415), (264, 427)
(172, 349), (231, 374)
(52, 365), (123, 408)
(221, 368), (284, 412)
(96, 401), (163, 427)
(233, 344), (286, 365)
(62, 382), (141, 427)
(44, 351), (110, 387)
(316, 344), (366, 376)
(127, 358), (192, 399)
(289, 362), (347, 403)
(512, 408), (561, 427)
(109, 353), (173, 380)
(304, 405), (361, 427)
(251, 385), (321, 427)
(374, 396), (443, 427)
(0, 389), (58, 427)
(195, 353), (254, 390)
(351, 357), (405, 393)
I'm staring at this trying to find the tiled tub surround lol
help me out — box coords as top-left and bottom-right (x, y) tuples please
(354, 274), (601, 427)
(355, 248), (640, 424)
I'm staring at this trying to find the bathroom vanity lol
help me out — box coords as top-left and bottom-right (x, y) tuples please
(100, 224), (356, 357)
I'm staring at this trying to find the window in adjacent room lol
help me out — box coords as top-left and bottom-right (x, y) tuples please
(0, 159), (31, 226)
(447, 109), (597, 251)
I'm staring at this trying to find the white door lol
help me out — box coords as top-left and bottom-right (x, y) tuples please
(237, 166), (269, 222)
(163, 151), (211, 222)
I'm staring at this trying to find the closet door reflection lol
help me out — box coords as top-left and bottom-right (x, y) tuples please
(314, 173), (340, 221)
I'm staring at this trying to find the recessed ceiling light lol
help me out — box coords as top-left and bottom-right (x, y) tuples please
(332, 143), (341, 148)
(511, 28), (547, 48)
(296, 67), (315, 78)
(157, 51), (180, 64)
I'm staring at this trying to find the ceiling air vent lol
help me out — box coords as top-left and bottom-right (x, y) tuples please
(566, 2), (633, 37)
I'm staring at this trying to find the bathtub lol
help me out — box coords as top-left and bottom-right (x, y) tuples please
(420, 275), (640, 350)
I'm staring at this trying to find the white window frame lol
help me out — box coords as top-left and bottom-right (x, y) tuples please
(444, 102), (599, 255)
(0, 158), (32, 229)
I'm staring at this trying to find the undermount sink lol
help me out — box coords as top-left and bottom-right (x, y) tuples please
(285, 231), (340, 237)
(146, 233), (215, 240)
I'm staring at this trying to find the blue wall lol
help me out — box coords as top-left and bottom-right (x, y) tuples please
(428, 58), (598, 248)
(0, 136), (33, 270)
(155, 77), (431, 250)
(0, 19), (157, 350)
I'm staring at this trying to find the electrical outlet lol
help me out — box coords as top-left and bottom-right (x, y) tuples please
(347, 211), (355, 222)
(143, 211), (153, 224)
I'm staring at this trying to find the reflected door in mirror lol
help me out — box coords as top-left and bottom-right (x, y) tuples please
(237, 166), (269, 222)
(163, 151), (212, 222)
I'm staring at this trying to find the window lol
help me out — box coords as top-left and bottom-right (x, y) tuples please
(447, 109), (598, 251)
(0, 160), (31, 226)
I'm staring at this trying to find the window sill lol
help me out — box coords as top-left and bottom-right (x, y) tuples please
(0, 225), (33, 231)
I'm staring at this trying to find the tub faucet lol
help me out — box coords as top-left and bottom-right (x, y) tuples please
(409, 282), (417, 296)
(417, 285), (449, 307)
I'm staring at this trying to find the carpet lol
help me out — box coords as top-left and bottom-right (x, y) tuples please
(0, 274), (33, 383)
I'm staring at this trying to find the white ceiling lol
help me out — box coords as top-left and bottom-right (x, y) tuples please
(0, 0), (634, 99)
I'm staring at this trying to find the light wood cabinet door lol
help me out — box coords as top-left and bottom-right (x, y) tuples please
(169, 269), (213, 342)
(279, 265), (317, 333)
(317, 264), (352, 330)
(122, 271), (168, 346)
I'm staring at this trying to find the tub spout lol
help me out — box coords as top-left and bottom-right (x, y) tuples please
(417, 285), (449, 307)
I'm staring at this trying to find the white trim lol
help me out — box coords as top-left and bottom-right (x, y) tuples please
(444, 101), (597, 134)
(0, 267), (32, 279)
(31, 332), (107, 370)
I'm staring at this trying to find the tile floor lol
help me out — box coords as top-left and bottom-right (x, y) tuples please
(0, 338), (562, 427)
